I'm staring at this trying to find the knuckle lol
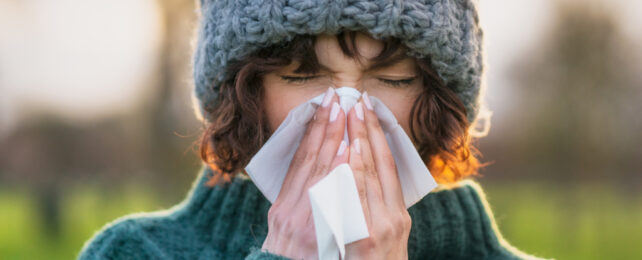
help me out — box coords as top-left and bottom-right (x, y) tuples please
(291, 144), (314, 168)
(303, 149), (319, 164)
(303, 120), (315, 134)
(355, 128), (368, 139)
(365, 166), (378, 178)
(357, 185), (367, 200)
(377, 221), (394, 238)
(391, 212), (412, 237)
(290, 153), (313, 172)
(351, 160), (366, 172)
(312, 162), (329, 176)
(281, 217), (296, 232)
(382, 154), (397, 171)
(392, 218), (405, 237)
(366, 115), (381, 128)
(268, 207), (304, 234)
(267, 206), (283, 229)
(267, 206), (277, 222)
(283, 215), (304, 235)
(290, 151), (305, 169)
(300, 123), (317, 143)
(300, 225), (317, 247)
(322, 133), (335, 146)
(325, 123), (343, 139)
(402, 212), (412, 231)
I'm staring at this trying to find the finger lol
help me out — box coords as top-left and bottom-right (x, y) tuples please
(362, 92), (404, 208)
(278, 87), (337, 202)
(290, 98), (344, 211)
(348, 103), (387, 218)
(294, 99), (345, 212)
(301, 139), (349, 230)
(289, 100), (344, 238)
(347, 101), (384, 203)
(330, 140), (349, 169)
(347, 102), (377, 179)
(305, 100), (345, 184)
(348, 138), (371, 225)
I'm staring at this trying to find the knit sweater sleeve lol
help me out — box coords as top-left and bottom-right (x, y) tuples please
(77, 218), (292, 260)
(244, 248), (293, 260)
(407, 180), (549, 260)
(77, 218), (171, 260)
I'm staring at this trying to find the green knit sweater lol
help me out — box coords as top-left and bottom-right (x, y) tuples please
(77, 165), (546, 259)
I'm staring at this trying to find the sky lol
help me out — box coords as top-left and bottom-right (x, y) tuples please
(0, 0), (640, 138)
(0, 0), (163, 135)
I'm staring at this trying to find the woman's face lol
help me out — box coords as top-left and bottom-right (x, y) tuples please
(262, 32), (423, 135)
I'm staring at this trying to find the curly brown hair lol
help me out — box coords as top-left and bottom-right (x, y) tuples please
(199, 30), (484, 186)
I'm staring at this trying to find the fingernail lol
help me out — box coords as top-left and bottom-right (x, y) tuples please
(353, 138), (361, 154)
(362, 91), (373, 110)
(321, 87), (335, 107)
(336, 141), (347, 156)
(355, 102), (364, 121)
(329, 102), (340, 122)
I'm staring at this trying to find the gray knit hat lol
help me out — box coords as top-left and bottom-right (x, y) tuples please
(192, 0), (484, 125)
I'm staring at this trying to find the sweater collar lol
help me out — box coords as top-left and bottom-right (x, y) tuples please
(171, 165), (508, 258)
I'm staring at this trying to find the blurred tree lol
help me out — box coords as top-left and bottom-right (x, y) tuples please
(482, 0), (642, 183)
(139, 0), (202, 193)
(0, 0), (202, 237)
(0, 115), (148, 237)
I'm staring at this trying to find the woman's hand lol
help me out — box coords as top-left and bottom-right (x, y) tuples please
(344, 92), (412, 259)
(261, 87), (349, 259)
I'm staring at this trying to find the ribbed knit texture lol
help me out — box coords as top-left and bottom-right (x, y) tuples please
(192, 0), (485, 124)
(77, 165), (546, 259)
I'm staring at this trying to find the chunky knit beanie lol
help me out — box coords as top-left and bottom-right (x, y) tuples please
(192, 0), (484, 125)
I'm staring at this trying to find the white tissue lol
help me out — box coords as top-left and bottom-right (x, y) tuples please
(245, 87), (437, 259)
(308, 163), (368, 259)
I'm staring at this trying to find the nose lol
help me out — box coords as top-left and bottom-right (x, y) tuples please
(331, 78), (364, 92)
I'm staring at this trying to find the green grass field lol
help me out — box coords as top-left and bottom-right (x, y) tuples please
(1, 181), (640, 259)
(481, 181), (642, 260)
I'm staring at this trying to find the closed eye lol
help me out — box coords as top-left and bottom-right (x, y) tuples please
(378, 77), (417, 87)
(280, 75), (417, 87)
(280, 75), (318, 83)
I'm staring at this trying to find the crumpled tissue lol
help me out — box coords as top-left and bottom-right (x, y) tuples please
(245, 87), (437, 259)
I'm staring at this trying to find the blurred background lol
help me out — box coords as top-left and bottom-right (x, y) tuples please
(0, 0), (640, 259)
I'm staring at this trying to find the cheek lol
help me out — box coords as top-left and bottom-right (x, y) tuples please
(263, 91), (300, 131)
(367, 87), (422, 136)
(378, 96), (416, 134)
(262, 75), (327, 131)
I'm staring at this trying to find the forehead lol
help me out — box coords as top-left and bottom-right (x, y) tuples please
(316, 33), (383, 61)
(313, 33), (416, 74)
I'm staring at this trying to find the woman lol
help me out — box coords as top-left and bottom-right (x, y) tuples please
(79, 1), (545, 259)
